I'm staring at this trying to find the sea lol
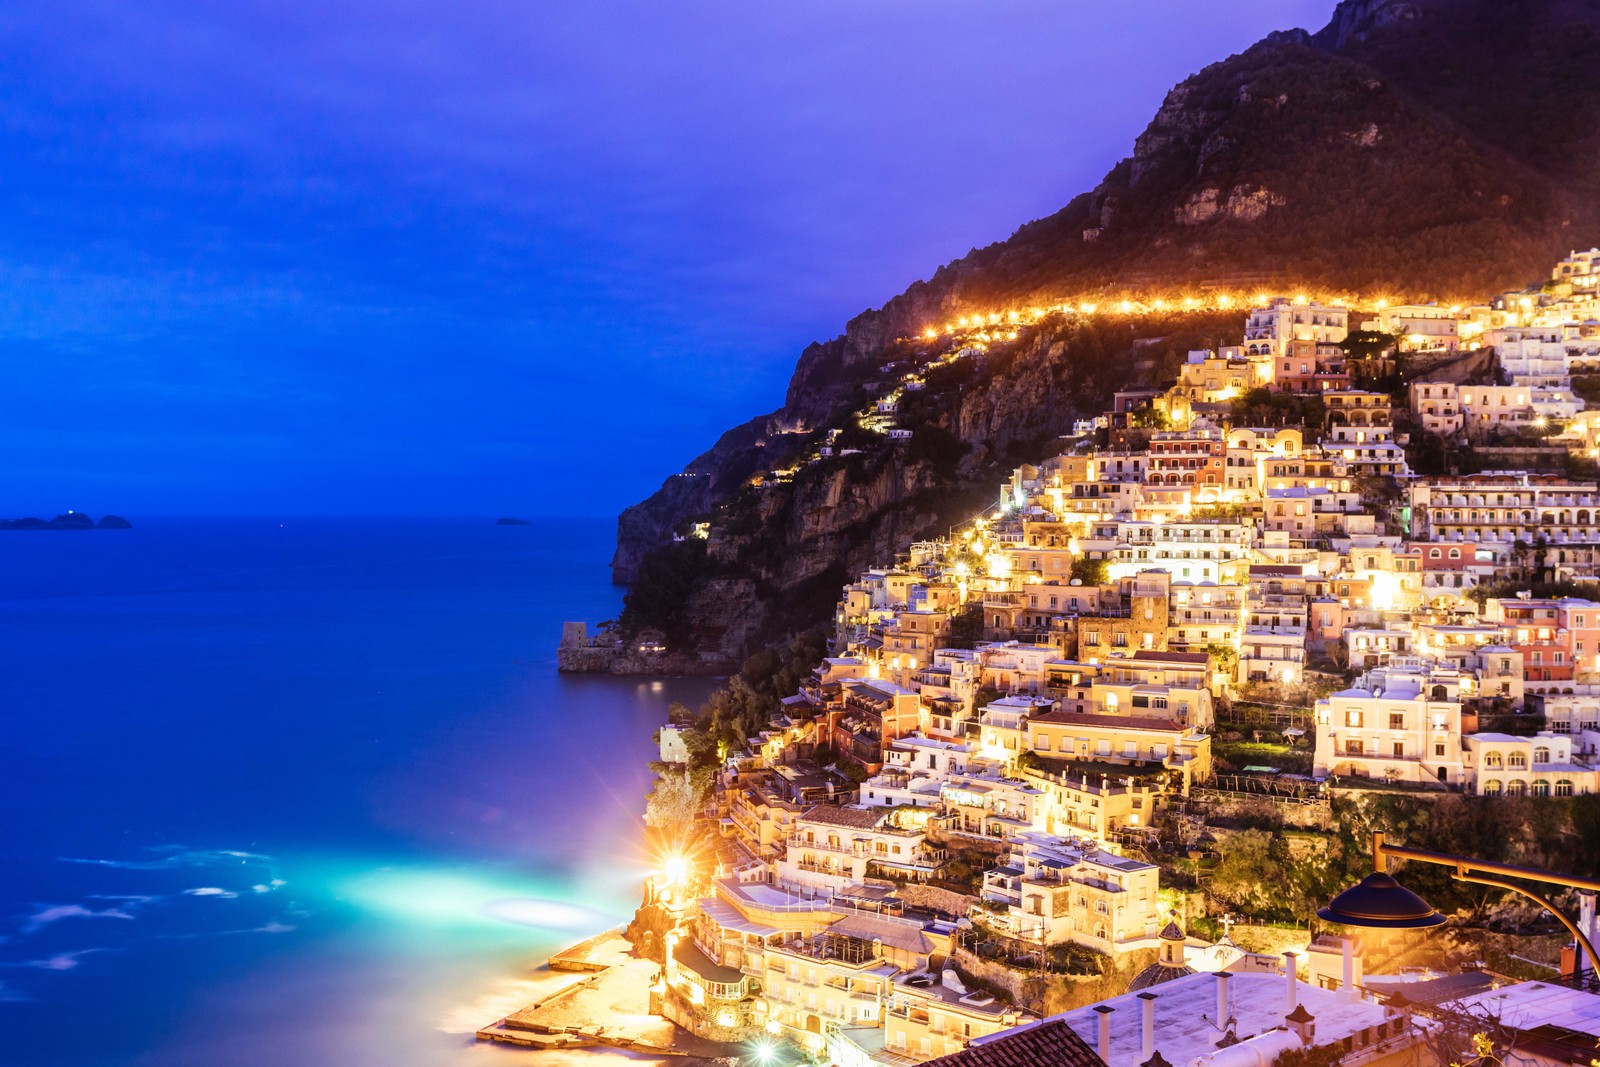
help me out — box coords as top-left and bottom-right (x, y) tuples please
(0, 517), (714, 1067)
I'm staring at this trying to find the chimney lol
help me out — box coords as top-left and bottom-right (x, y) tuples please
(1138, 992), (1157, 1061)
(1284, 951), (1299, 1012)
(1286, 1003), (1316, 1045)
(1214, 972), (1233, 1030)
(1093, 1004), (1114, 1063)
(1341, 937), (1356, 1002)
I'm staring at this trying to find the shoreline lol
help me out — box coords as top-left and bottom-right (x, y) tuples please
(476, 926), (740, 1063)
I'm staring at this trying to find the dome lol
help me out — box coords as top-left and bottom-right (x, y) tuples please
(1128, 958), (1196, 991)
(1128, 919), (1196, 991)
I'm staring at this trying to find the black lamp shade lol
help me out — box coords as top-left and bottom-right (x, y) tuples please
(1317, 872), (1447, 929)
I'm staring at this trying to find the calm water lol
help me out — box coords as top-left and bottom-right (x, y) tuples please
(0, 517), (711, 1066)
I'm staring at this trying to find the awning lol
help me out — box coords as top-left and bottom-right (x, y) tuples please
(828, 914), (935, 954)
(698, 898), (783, 938)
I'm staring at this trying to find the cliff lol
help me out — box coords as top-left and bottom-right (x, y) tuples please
(607, 0), (1600, 670)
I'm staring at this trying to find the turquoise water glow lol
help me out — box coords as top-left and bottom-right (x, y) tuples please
(0, 518), (711, 1066)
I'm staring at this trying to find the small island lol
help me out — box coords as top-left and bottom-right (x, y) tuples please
(0, 512), (132, 531)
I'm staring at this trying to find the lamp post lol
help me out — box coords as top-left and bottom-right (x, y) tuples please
(1318, 831), (1600, 979)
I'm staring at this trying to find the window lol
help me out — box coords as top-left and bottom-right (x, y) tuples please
(1389, 713), (1405, 730)
(1534, 746), (1550, 764)
(1557, 780), (1575, 797)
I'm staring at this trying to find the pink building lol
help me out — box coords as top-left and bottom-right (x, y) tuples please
(1484, 597), (1600, 682)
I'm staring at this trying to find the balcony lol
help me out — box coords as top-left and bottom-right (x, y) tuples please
(789, 834), (868, 856)
(1333, 748), (1419, 762)
(795, 858), (847, 877)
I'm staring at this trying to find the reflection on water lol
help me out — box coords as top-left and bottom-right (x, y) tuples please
(0, 518), (716, 1066)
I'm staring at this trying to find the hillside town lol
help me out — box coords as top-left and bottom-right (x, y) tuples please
(624, 252), (1600, 1067)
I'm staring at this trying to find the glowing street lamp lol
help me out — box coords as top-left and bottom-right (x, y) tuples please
(1320, 832), (1600, 975)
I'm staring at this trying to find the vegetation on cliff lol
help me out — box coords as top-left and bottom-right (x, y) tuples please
(613, 0), (1600, 664)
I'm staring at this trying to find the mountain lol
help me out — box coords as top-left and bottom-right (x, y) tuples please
(606, 0), (1600, 671)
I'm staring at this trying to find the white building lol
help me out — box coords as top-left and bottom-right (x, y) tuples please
(1462, 731), (1600, 797)
(1313, 662), (1466, 785)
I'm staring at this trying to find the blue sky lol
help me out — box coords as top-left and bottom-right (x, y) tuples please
(0, 1), (1331, 517)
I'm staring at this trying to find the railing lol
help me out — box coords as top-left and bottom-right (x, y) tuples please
(789, 835), (865, 856)
(1332, 749), (1419, 761)
(795, 859), (846, 876)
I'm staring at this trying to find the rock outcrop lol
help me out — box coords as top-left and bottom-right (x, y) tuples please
(0, 512), (131, 531)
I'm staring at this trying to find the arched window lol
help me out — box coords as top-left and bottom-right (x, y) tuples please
(1482, 779), (1502, 795)
(1557, 780), (1575, 797)
(1534, 746), (1551, 764)
(1507, 780), (1528, 796)
(1532, 780), (1551, 797)
(1484, 752), (1503, 768)
(1509, 752), (1529, 769)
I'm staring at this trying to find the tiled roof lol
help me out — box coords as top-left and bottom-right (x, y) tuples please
(1130, 650), (1210, 665)
(799, 804), (884, 829)
(925, 1018), (1105, 1067)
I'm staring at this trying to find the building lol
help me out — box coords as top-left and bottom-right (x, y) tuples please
(1482, 596), (1600, 682)
(778, 805), (945, 894)
(1462, 732), (1600, 796)
(1408, 475), (1600, 545)
(962, 968), (1413, 1067)
(978, 832), (1161, 953)
(1026, 711), (1213, 788)
(1313, 662), (1466, 785)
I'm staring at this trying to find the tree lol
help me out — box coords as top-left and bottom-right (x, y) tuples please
(1204, 642), (1238, 681)
(1070, 557), (1110, 586)
(1206, 829), (1280, 914)
(1340, 329), (1397, 363)
(1129, 403), (1171, 431)
(644, 768), (703, 841)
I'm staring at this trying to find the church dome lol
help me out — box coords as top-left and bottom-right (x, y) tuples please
(1128, 920), (1196, 991)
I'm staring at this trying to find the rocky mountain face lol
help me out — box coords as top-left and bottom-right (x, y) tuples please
(608, 0), (1600, 669)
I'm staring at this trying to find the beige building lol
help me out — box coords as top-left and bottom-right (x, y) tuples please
(1313, 662), (1466, 785)
(979, 832), (1161, 953)
(880, 976), (1030, 1063)
(1026, 709), (1212, 789)
(1462, 731), (1600, 796)
(779, 805), (945, 893)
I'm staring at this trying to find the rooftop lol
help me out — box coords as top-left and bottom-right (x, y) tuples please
(1028, 971), (1391, 1067)
(923, 1018), (1103, 1067)
(800, 804), (888, 830)
(1029, 710), (1187, 733)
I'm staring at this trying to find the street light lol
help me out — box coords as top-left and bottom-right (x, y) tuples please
(1319, 831), (1600, 976)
